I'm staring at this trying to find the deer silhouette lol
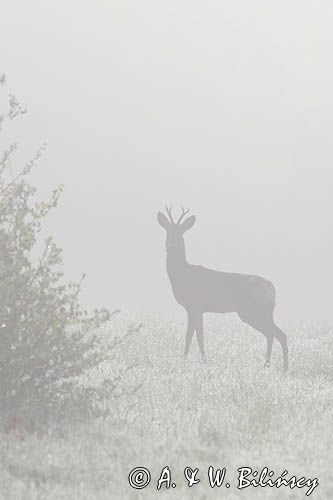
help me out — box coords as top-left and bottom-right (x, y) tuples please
(157, 206), (288, 371)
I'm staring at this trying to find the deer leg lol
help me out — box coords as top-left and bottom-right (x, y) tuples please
(184, 312), (196, 358)
(264, 335), (274, 368)
(273, 325), (289, 371)
(239, 310), (288, 371)
(238, 311), (275, 369)
(195, 313), (207, 363)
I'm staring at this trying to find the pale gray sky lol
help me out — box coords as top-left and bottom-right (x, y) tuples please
(1, 0), (333, 323)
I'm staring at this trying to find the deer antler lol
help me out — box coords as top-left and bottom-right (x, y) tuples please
(165, 204), (175, 224)
(177, 206), (190, 224)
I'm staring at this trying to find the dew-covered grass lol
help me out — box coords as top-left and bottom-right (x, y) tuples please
(1, 314), (332, 499)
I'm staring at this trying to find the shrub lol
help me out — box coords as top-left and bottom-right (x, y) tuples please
(0, 75), (125, 432)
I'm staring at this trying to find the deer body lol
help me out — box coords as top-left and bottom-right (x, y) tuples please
(158, 207), (288, 371)
(167, 260), (275, 314)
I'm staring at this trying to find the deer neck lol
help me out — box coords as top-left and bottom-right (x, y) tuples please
(166, 250), (188, 278)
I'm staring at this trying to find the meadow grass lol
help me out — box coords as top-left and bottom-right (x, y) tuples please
(0, 314), (332, 499)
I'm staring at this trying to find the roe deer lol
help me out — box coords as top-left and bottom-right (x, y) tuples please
(157, 206), (288, 371)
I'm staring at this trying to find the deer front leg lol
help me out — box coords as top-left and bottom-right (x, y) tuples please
(195, 313), (207, 363)
(184, 311), (196, 358)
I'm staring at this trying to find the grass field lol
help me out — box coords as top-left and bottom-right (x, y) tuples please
(1, 313), (332, 499)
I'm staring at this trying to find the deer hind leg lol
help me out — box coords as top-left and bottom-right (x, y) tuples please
(264, 335), (274, 368)
(195, 313), (207, 363)
(239, 309), (288, 371)
(184, 311), (196, 358)
(238, 309), (275, 369)
(273, 325), (289, 371)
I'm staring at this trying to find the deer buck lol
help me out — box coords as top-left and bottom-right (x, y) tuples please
(157, 206), (288, 371)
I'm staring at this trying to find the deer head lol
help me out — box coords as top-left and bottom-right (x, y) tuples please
(157, 205), (196, 258)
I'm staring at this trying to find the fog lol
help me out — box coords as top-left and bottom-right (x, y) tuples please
(2, 0), (333, 323)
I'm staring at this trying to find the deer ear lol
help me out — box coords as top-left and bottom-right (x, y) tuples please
(181, 215), (196, 232)
(157, 212), (170, 229)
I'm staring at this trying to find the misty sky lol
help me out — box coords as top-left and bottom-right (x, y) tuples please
(1, 1), (333, 323)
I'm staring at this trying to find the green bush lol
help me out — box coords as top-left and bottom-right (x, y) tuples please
(0, 75), (123, 431)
